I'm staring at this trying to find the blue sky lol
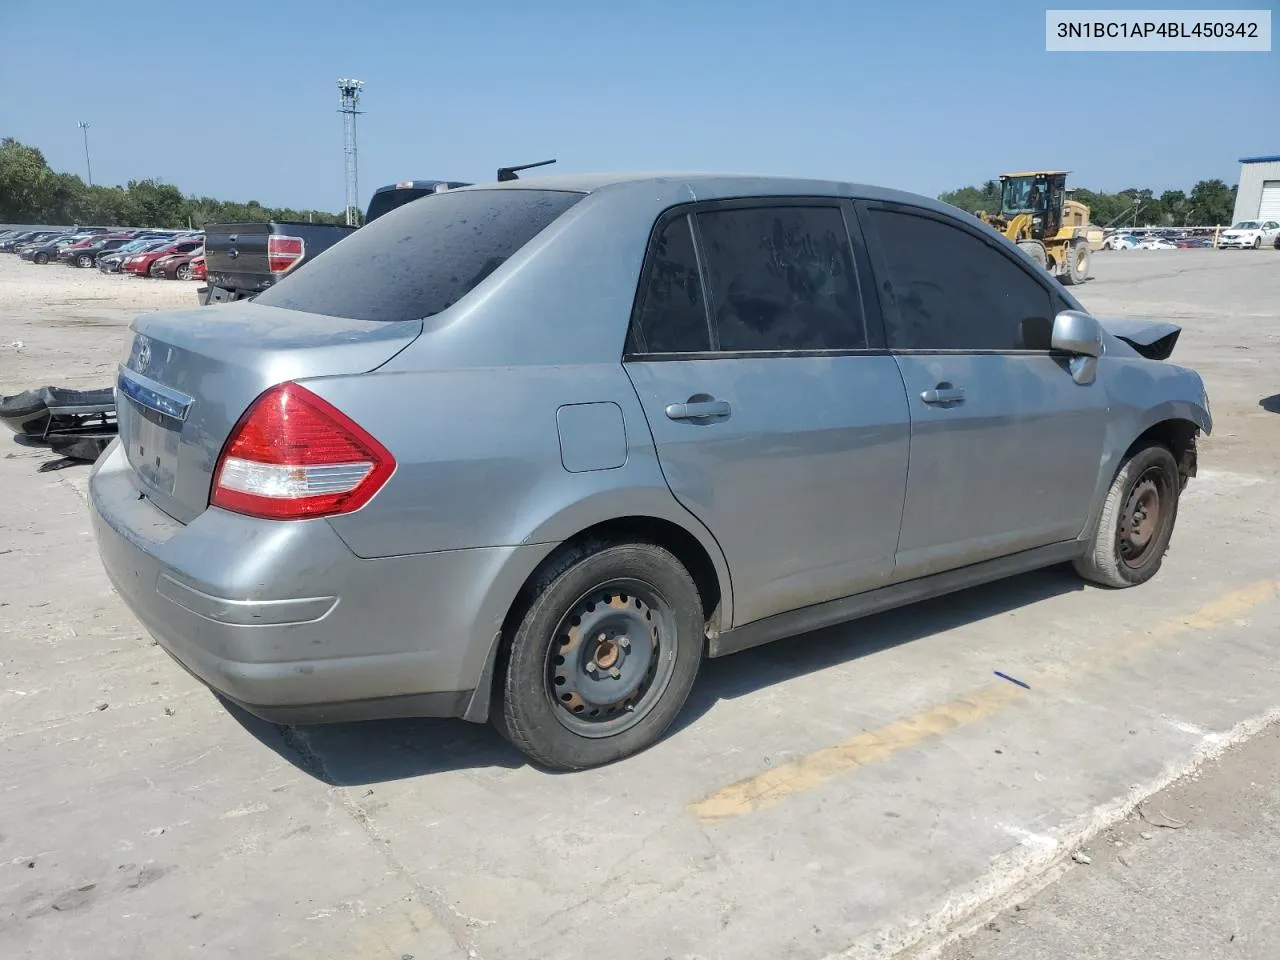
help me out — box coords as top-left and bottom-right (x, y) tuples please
(1, 0), (1274, 212)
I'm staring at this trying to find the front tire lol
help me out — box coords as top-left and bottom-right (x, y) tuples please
(497, 541), (704, 770)
(1061, 242), (1090, 285)
(34, 252), (48, 264)
(1073, 445), (1181, 588)
(176, 263), (192, 281)
(77, 254), (93, 268)
(1252, 236), (1262, 249)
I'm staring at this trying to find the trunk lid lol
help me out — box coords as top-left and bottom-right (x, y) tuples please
(116, 301), (421, 523)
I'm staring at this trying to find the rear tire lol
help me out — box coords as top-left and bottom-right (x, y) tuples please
(77, 254), (93, 268)
(497, 541), (704, 771)
(1061, 242), (1089, 285)
(1073, 445), (1180, 588)
(176, 264), (192, 281)
(34, 252), (48, 264)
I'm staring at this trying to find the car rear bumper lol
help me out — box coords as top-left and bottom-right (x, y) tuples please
(88, 440), (543, 724)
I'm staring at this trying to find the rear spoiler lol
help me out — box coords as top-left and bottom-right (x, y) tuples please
(497, 159), (557, 182)
(1098, 317), (1181, 361)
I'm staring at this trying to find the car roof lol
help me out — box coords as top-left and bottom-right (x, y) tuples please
(451, 171), (959, 213)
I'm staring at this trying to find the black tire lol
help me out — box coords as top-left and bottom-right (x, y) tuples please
(1017, 240), (1047, 271)
(176, 263), (192, 281)
(77, 254), (94, 268)
(1252, 236), (1261, 249)
(497, 540), (704, 770)
(1061, 242), (1089, 285)
(34, 252), (48, 264)
(1073, 445), (1180, 588)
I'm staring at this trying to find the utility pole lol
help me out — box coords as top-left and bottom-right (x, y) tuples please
(77, 121), (93, 187)
(337, 79), (364, 226)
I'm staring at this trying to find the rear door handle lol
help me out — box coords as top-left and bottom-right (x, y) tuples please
(920, 384), (965, 405)
(665, 399), (731, 421)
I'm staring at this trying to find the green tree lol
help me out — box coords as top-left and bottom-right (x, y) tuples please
(0, 137), (57, 221)
(1188, 179), (1237, 225)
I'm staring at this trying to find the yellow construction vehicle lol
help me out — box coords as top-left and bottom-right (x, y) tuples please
(976, 171), (1105, 286)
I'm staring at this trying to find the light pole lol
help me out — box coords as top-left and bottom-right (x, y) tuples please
(77, 121), (93, 187)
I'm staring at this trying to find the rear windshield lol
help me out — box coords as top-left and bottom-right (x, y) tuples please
(255, 188), (584, 322)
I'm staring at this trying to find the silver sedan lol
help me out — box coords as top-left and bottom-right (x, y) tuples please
(90, 173), (1212, 770)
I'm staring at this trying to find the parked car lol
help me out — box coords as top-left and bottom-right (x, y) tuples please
(1102, 233), (1141, 250)
(1174, 236), (1212, 249)
(90, 174), (1212, 771)
(1217, 220), (1280, 249)
(1, 230), (59, 253)
(151, 247), (205, 280)
(21, 235), (86, 264)
(189, 255), (206, 281)
(122, 238), (203, 276)
(199, 221), (355, 303)
(1138, 237), (1178, 250)
(98, 238), (170, 273)
(58, 235), (134, 267)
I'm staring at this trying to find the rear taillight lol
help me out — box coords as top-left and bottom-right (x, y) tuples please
(211, 382), (395, 520)
(267, 235), (304, 273)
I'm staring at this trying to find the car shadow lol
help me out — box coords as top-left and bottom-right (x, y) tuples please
(1260, 394), (1280, 414)
(227, 564), (1084, 786)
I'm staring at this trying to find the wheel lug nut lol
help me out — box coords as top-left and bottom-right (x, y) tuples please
(617, 637), (630, 649)
(586, 661), (598, 672)
(608, 667), (621, 679)
(598, 632), (608, 643)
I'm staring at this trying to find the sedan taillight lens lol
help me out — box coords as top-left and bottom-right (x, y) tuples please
(211, 382), (395, 520)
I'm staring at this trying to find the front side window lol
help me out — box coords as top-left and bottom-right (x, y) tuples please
(696, 205), (866, 352)
(867, 208), (1056, 352)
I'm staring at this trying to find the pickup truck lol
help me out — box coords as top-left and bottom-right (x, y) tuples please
(197, 162), (555, 305)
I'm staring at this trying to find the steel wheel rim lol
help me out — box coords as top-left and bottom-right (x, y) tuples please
(544, 578), (678, 738)
(1117, 466), (1169, 569)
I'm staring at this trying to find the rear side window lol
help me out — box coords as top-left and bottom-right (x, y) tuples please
(867, 208), (1056, 351)
(256, 189), (584, 322)
(628, 216), (711, 354)
(696, 205), (866, 352)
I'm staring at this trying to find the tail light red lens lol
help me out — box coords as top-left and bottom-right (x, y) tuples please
(267, 235), (304, 273)
(211, 382), (395, 520)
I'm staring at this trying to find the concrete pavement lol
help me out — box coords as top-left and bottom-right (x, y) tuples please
(1, 249), (1278, 960)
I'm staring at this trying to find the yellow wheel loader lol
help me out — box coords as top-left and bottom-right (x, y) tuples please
(976, 171), (1105, 285)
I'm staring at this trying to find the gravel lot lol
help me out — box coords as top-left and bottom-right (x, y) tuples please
(1, 248), (1278, 960)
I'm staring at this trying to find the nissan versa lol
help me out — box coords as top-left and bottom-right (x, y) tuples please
(89, 174), (1211, 770)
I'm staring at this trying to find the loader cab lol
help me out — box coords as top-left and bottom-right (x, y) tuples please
(999, 171), (1068, 240)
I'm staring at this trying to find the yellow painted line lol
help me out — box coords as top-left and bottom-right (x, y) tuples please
(690, 577), (1280, 826)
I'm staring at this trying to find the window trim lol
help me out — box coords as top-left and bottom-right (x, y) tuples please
(623, 196), (885, 362)
(853, 199), (1070, 356)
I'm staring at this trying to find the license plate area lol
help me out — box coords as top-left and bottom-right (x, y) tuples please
(116, 365), (194, 499)
(119, 398), (182, 496)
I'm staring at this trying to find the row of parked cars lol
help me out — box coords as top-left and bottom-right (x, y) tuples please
(1101, 220), (1280, 251)
(0, 226), (206, 281)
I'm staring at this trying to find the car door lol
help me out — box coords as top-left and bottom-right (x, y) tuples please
(624, 200), (911, 627)
(854, 200), (1110, 580)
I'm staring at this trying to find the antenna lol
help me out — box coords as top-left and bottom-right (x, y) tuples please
(337, 78), (364, 226)
(77, 121), (93, 187)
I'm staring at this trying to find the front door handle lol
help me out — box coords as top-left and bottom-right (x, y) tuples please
(921, 383), (965, 405)
(665, 399), (731, 421)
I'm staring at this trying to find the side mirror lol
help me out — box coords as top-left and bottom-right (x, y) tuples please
(1051, 310), (1103, 357)
(1051, 310), (1103, 385)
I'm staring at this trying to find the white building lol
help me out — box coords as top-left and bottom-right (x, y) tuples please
(1232, 155), (1280, 223)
